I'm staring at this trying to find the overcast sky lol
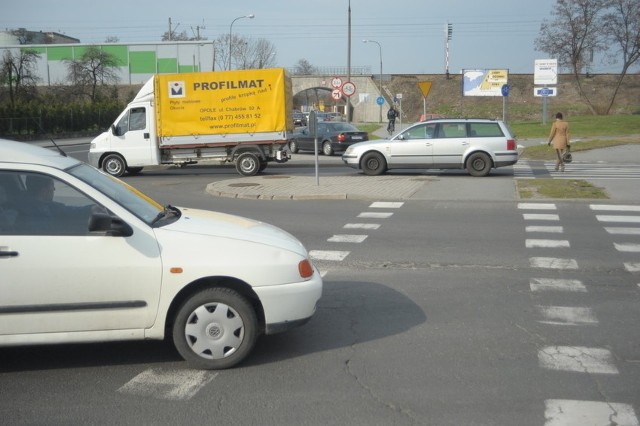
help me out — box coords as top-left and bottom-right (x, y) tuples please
(1, 0), (619, 75)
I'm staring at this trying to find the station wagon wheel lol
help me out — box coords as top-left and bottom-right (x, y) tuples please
(466, 152), (492, 177)
(322, 141), (334, 156)
(102, 153), (127, 177)
(361, 152), (387, 176)
(235, 152), (260, 176)
(289, 140), (299, 154)
(172, 287), (258, 370)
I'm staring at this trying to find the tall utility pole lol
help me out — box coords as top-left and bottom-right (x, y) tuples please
(346, 0), (352, 123)
(445, 23), (452, 79)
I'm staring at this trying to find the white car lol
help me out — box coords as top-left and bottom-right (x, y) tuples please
(342, 118), (519, 177)
(0, 139), (322, 369)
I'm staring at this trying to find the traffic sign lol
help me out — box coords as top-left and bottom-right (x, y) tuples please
(330, 77), (343, 89)
(341, 81), (356, 97)
(501, 84), (510, 97)
(418, 81), (432, 97)
(331, 89), (342, 100)
(376, 96), (384, 105)
(534, 87), (557, 97)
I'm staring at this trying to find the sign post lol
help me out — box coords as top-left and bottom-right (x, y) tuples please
(501, 84), (510, 123)
(308, 110), (319, 186)
(534, 59), (558, 125)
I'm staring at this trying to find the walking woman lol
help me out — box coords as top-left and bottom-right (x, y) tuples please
(548, 112), (570, 172)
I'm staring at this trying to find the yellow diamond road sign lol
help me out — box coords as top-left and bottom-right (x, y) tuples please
(418, 81), (432, 97)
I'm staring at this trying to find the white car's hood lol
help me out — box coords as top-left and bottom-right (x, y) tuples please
(161, 207), (307, 256)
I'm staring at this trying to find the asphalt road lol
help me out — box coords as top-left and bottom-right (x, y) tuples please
(1, 139), (638, 425)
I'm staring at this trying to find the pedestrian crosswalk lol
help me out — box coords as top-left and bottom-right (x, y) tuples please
(520, 202), (640, 426)
(513, 160), (640, 180)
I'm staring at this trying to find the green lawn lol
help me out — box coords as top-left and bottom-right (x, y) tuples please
(510, 114), (640, 139)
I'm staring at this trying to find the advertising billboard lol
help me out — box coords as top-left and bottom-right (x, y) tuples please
(462, 69), (508, 97)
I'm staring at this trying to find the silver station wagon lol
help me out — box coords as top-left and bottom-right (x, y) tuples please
(342, 118), (519, 177)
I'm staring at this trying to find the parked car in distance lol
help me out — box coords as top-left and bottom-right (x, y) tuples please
(342, 118), (518, 176)
(292, 111), (307, 126)
(0, 139), (322, 370)
(326, 112), (345, 122)
(289, 122), (369, 156)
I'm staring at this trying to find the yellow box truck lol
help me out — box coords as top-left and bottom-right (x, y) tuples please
(89, 68), (293, 176)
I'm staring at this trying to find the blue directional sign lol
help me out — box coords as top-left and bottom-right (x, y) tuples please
(501, 84), (510, 97)
(376, 96), (384, 105)
(534, 87), (557, 97)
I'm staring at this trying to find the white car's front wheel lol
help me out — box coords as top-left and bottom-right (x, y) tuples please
(173, 288), (258, 370)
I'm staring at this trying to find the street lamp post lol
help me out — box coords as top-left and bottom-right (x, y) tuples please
(363, 39), (383, 123)
(229, 14), (254, 70)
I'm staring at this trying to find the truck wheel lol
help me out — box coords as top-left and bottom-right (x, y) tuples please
(235, 152), (260, 176)
(172, 287), (258, 370)
(103, 154), (127, 177)
(289, 140), (299, 154)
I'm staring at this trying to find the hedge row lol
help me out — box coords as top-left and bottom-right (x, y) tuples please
(0, 101), (126, 140)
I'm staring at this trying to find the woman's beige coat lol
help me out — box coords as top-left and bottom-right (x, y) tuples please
(548, 119), (570, 149)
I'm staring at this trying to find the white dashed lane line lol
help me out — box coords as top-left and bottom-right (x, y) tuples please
(545, 400), (639, 426)
(525, 239), (570, 248)
(536, 306), (598, 326)
(327, 234), (368, 243)
(538, 346), (619, 374)
(529, 278), (587, 293)
(530, 257), (579, 269)
(118, 369), (217, 401)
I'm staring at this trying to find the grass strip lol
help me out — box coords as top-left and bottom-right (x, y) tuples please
(516, 179), (608, 199)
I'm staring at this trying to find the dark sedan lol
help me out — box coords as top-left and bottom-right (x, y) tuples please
(289, 122), (369, 156)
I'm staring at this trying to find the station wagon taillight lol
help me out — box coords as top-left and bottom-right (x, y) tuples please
(507, 139), (516, 150)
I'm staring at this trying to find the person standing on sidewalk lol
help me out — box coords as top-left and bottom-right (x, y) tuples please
(547, 112), (570, 172)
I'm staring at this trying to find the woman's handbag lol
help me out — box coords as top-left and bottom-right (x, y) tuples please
(562, 146), (572, 163)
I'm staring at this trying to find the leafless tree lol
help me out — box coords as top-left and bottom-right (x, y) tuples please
(214, 34), (277, 71)
(0, 49), (40, 108)
(536, 0), (609, 114)
(66, 45), (121, 102)
(292, 59), (317, 75)
(601, 0), (640, 113)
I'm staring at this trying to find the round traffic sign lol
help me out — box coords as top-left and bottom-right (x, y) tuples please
(331, 89), (342, 100)
(376, 96), (384, 105)
(341, 81), (356, 97)
(330, 77), (343, 89)
(501, 84), (510, 97)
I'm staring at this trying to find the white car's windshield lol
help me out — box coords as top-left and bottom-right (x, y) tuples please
(68, 163), (164, 224)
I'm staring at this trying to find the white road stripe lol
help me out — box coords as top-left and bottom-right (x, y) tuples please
(369, 202), (404, 208)
(328, 234), (368, 243)
(604, 227), (640, 235)
(614, 242), (640, 252)
(358, 212), (394, 219)
(309, 250), (350, 261)
(526, 239), (570, 248)
(118, 369), (217, 401)
(523, 213), (560, 221)
(544, 400), (639, 426)
(530, 257), (578, 269)
(530, 278), (586, 292)
(518, 203), (557, 210)
(536, 306), (598, 326)
(596, 215), (640, 223)
(590, 204), (640, 212)
(344, 223), (381, 230)
(624, 262), (640, 272)
(538, 346), (619, 374)
(526, 226), (564, 233)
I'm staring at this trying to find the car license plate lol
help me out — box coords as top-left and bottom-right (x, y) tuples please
(352, 136), (363, 140)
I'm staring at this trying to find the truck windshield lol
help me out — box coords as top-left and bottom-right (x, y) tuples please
(68, 163), (164, 225)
